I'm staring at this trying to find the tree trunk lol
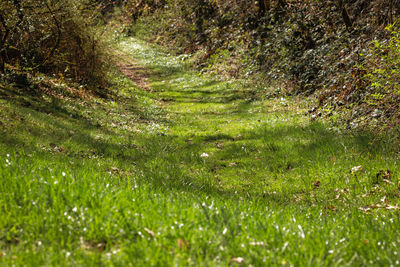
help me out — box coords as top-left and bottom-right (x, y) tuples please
(258, 0), (270, 17)
(337, 0), (352, 29)
(195, 0), (207, 43)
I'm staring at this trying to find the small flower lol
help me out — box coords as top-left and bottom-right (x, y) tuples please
(62, 172), (66, 177)
(200, 153), (209, 158)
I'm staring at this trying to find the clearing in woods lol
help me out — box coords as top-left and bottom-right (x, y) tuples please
(1, 37), (400, 265)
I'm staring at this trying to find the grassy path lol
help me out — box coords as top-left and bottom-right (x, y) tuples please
(1, 37), (400, 265)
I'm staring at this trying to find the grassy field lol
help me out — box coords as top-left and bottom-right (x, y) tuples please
(1, 37), (400, 266)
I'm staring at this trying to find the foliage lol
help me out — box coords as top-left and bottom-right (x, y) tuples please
(126, 0), (400, 129)
(0, 0), (110, 87)
(361, 21), (400, 125)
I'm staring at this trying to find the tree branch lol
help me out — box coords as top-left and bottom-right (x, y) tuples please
(33, 1), (62, 68)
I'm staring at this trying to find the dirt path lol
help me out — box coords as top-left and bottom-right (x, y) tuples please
(113, 50), (151, 91)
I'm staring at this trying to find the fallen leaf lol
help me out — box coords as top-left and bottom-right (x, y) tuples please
(385, 205), (399, 210)
(363, 239), (369, 245)
(325, 205), (336, 212)
(96, 243), (106, 251)
(377, 169), (393, 180)
(229, 162), (237, 167)
(359, 203), (399, 212)
(215, 142), (224, 148)
(294, 195), (302, 202)
(177, 238), (189, 250)
(231, 257), (244, 264)
(375, 170), (393, 184)
(380, 196), (390, 204)
(351, 166), (364, 174)
(313, 180), (320, 188)
(383, 179), (394, 185)
(359, 206), (370, 212)
(144, 227), (156, 237)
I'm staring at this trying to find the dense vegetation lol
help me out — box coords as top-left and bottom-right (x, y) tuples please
(0, 0), (114, 94)
(128, 0), (400, 128)
(2, 0), (400, 129)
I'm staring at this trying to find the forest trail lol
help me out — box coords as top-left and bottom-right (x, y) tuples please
(113, 50), (152, 91)
(115, 39), (400, 199)
(1, 37), (400, 266)
(116, 38), (311, 195)
(116, 37), (398, 200)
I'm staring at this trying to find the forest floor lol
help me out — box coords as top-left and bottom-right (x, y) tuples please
(1, 37), (400, 266)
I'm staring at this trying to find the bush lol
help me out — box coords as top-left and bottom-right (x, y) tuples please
(361, 20), (400, 124)
(0, 0), (108, 87)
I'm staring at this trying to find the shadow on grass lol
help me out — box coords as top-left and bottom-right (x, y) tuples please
(0, 63), (395, 206)
(0, 92), (391, 205)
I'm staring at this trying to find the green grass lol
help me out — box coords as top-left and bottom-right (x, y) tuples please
(1, 37), (400, 266)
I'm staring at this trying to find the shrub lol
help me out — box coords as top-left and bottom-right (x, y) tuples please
(0, 0), (108, 87)
(361, 20), (400, 124)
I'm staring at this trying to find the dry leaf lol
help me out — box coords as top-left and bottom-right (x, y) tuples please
(380, 196), (389, 204)
(375, 170), (393, 184)
(359, 206), (370, 212)
(215, 142), (224, 148)
(325, 205), (336, 212)
(359, 203), (399, 212)
(377, 169), (393, 180)
(294, 195), (302, 202)
(231, 257), (244, 264)
(96, 243), (106, 251)
(177, 238), (189, 250)
(144, 227), (156, 237)
(313, 180), (320, 188)
(383, 179), (394, 185)
(351, 166), (364, 174)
